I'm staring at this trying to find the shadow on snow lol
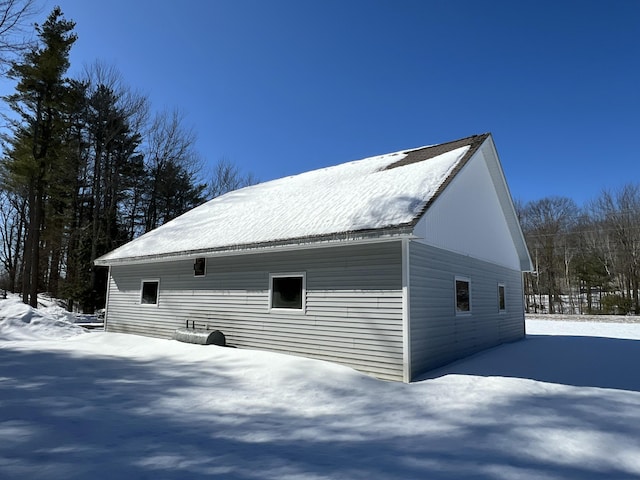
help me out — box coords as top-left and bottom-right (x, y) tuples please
(423, 334), (640, 393)
(0, 335), (639, 479)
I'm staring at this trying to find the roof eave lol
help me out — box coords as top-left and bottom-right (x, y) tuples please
(95, 226), (416, 266)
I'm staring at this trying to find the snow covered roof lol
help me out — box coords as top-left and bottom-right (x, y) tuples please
(96, 134), (489, 265)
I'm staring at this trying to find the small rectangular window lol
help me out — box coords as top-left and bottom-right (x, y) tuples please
(270, 273), (305, 311)
(141, 280), (159, 305)
(498, 284), (506, 311)
(455, 277), (470, 314)
(194, 257), (206, 276)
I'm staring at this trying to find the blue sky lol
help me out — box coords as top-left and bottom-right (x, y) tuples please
(28, 1), (640, 204)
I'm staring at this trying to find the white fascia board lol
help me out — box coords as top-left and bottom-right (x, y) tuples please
(481, 137), (533, 272)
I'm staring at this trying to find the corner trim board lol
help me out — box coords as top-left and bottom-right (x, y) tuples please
(401, 238), (412, 382)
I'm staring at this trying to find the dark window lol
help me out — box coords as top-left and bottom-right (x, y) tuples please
(194, 258), (206, 276)
(456, 278), (470, 313)
(141, 281), (159, 305)
(271, 276), (303, 310)
(498, 284), (506, 311)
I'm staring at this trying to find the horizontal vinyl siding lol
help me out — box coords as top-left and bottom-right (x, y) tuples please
(409, 241), (525, 378)
(106, 242), (404, 381)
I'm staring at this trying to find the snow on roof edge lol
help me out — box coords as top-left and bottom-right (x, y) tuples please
(95, 227), (416, 266)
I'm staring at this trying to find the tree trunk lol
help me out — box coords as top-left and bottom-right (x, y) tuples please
(28, 186), (44, 308)
(21, 186), (35, 305)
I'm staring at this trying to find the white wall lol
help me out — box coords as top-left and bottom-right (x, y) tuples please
(412, 148), (521, 270)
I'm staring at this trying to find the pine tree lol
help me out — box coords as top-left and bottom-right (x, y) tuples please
(2, 7), (76, 306)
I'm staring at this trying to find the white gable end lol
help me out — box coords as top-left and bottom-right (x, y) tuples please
(412, 146), (521, 270)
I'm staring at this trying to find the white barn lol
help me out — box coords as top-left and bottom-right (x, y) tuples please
(96, 133), (532, 382)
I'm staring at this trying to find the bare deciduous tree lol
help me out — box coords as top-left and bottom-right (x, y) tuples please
(519, 185), (640, 315)
(208, 157), (258, 199)
(520, 196), (579, 313)
(143, 108), (205, 231)
(0, 189), (26, 292)
(588, 184), (640, 313)
(0, 0), (38, 70)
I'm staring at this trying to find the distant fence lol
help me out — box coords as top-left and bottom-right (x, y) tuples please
(75, 314), (105, 331)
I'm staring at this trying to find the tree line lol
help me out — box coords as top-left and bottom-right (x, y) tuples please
(518, 184), (640, 315)
(2, 4), (635, 317)
(0, 5), (255, 311)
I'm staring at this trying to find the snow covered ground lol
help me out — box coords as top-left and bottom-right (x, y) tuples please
(1, 297), (639, 479)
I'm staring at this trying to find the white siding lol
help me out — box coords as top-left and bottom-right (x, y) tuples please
(412, 147), (521, 270)
(106, 242), (405, 381)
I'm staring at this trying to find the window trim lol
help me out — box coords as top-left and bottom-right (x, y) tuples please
(455, 276), (471, 315)
(269, 272), (306, 313)
(194, 257), (206, 277)
(140, 279), (160, 306)
(498, 283), (506, 313)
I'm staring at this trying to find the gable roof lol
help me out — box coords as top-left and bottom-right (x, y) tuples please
(96, 133), (525, 266)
